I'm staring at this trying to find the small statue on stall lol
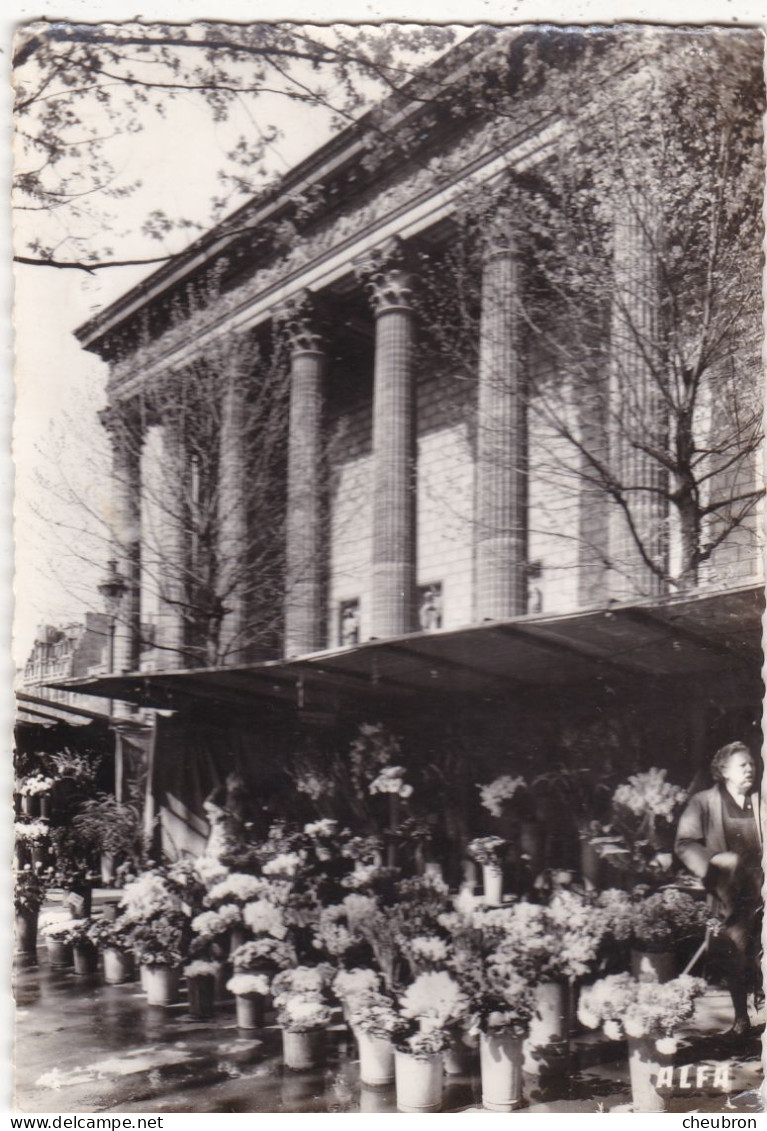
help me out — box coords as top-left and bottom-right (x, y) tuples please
(202, 772), (247, 861)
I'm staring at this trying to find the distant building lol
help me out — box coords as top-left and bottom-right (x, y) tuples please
(21, 616), (111, 715)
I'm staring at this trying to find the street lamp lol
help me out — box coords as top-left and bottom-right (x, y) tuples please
(97, 559), (128, 674)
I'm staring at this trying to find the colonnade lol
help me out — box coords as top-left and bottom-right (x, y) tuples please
(102, 220), (665, 673)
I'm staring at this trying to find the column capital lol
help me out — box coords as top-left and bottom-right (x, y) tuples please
(274, 290), (325, 354)
(482, 206), (517, 261)
(98, 400), (145, 446)
(354, 237), (416, 316)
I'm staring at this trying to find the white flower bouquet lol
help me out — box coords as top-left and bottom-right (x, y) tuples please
(369, 765), (413, 799)
(347, 990), (400, 1038)
(232, 937), (294, 971)
(404, 933), (450, 970)
(20, 774), (54, 796)
(227, 972), (271, 997)
(191, 903), (242, 940)
(613, 768), (687, 824)
(629, 889), (711, 951)
(262, 852), (306, 878)
(205, 873), (267, 907)
(332, 967), (381, 1003)
(39, 914), (74, 939)
(15, 820), (49, 841)
(313, 904), (355, 956)
(119, 871), (183, 922)
(399, 970), (469, 1030)
(578, 972), (707, 1052)
(243, 897), (288, 939)
(468, 836), (508, 866)
(304, 819), (339, 839)
(271, 963), (335, 1005)
(277, 995), (333, 1033)
(477, 775), (526, 818)
(184, 959), (221, 978)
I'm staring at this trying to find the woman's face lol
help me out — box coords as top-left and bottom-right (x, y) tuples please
(721, 752), (755, 794)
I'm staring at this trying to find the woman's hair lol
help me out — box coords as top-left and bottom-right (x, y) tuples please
(710, 741), (752, 784)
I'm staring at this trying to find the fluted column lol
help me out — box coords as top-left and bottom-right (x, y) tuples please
(475, 222), (528, 620)
(282, 296), (326, 656)
(357, 244), (417, 638)
(156, 412), (188, 664)
(102, 405), (143, 673)
(608, 191), (667, 600)
(217, 373), (249, 664)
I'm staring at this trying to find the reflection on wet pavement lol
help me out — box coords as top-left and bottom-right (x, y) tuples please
(14, 954), (764, 1114)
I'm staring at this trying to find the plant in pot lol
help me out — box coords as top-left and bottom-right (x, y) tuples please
(39, 913), (74, 968)
(62, 917), (100, 975)
(87, 915), (136, 984)
(578, 972), (707, 1112)
(390, 970), (469, 1113)
(272, 964), (335, 1069)
(529, 764), (616, 889)
(609, 768), (688, 887)
(227, 971), (272, 1029)
(19, 774), (55, 818)
(183, 959), (221, 1019)
(71, 793), (142, 884)
(203, 872), (268, 953)
(48, 826), (96, 918)
(15, 819), (50, 868)
(118, 869), (190, 1004)
(347, 987), (400, 1087)
(627, 889), (711, 983)
(468, 837), (508, 907)
(14, 864), (47, 965)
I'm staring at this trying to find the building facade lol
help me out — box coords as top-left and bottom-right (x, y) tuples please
(55, 27), (763, 863)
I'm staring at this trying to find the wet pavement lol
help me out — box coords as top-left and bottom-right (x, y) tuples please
(14, 941), (765, 1114)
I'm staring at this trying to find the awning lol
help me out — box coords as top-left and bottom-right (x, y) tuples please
(43, 584), (763, 715)
(15, 690), (113, 727)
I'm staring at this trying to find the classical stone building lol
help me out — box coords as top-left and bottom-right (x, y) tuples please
(53, 27), (763, 864)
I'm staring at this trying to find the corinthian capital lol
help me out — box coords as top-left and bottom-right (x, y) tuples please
(275, 291), (325, 354)
(354, 238), (415, 316)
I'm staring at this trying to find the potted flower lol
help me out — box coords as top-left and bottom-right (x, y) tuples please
(272, 965), (335, 1069)
(578, 973), (707, 1111)
(628, 889), (710, 983)
(71, 793), (142, 884)
(14, 864), (47, 965)
(20, 774), (55, 818)
(15, 820), (50, 869)
(39, 913), (74, 968)
(204, 873), (266, 953)
(610, 768), (688, 885)
(468, 837), (508, 906)
(118, 869), (189, 1004)
(332, 967), (381, 1025)
(62, 918), (99, 975)
(87, 916), (136, 984)
(391, 971), (469, 1113)
(183, 959), (221, 1019)
(347, 988), (399, 1087)
(227, 971), (271, 1029)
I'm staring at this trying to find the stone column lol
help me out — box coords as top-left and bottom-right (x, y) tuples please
(101, 405), (142, 673)
(156, 412), (188, 664)
(282, 297), (326, 656)
(608, 192), (667, 600)
(357, 244), (417, 638)
(217, 373), (250, 664)
(475, 222), (528, 620)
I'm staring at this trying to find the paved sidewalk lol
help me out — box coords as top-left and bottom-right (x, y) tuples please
(13, 947), (764, 1114)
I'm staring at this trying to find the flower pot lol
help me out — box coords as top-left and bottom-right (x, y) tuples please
(103, 947), (135, 984)
(31, 844), (48, 870)
(627, 1035), (673, 1112)
(73, 942), (99, 975)
(480, 1030), (524, 1112)
(15, 910), (38, 961)
(461, 858), (478, 893)
(356, 1030), (395, 1086)
(482, 863), (504, 907)
(15, 842), (30, 868)
(229, 926), (249, 957)
(235, 992), (265, 1030)
(187, 974), (216, 1019)
(46, 938), (72, 968)
(39, 794), (52, 820)
(140, 964), (151, 992)
(282, 1028), (325, 1071)
(424, 861), (443, 882)
(21, 795), (37, 817)
(143, 965), (180, 1006)
(394, 1050), (443, 1113)
(100, 853), (116, 886)
(524, 980), (570, 1075)
(631, 949), (676, 984)
(214, 964), (233, 1003)
(580, 837), (602, 890)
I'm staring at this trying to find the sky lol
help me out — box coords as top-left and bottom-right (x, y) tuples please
(9, 2), (766, 671)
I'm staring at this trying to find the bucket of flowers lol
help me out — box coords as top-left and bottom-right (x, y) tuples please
(61, 918), (100, 975)
(118, 869), (190, 1005)
(346, 986), (399, 1087)
(15, 819), (50, 869)
(183, 958), (221, 1019)
(578, 972), (707, 1112)
(468, 838), (508, 907)
(272, 964), (335, 1070)
(199, 874), (261, 955)
(39, 912), (74, 969)
(87, 916), (136, 984)
(609, 768), (688, 886)
(227, 971), (272, 1029)
(627, 888), (711, 983)
(389, 970), (469, 1113)
(14, 864), (47, 965)
(19, 774), (55, 818)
